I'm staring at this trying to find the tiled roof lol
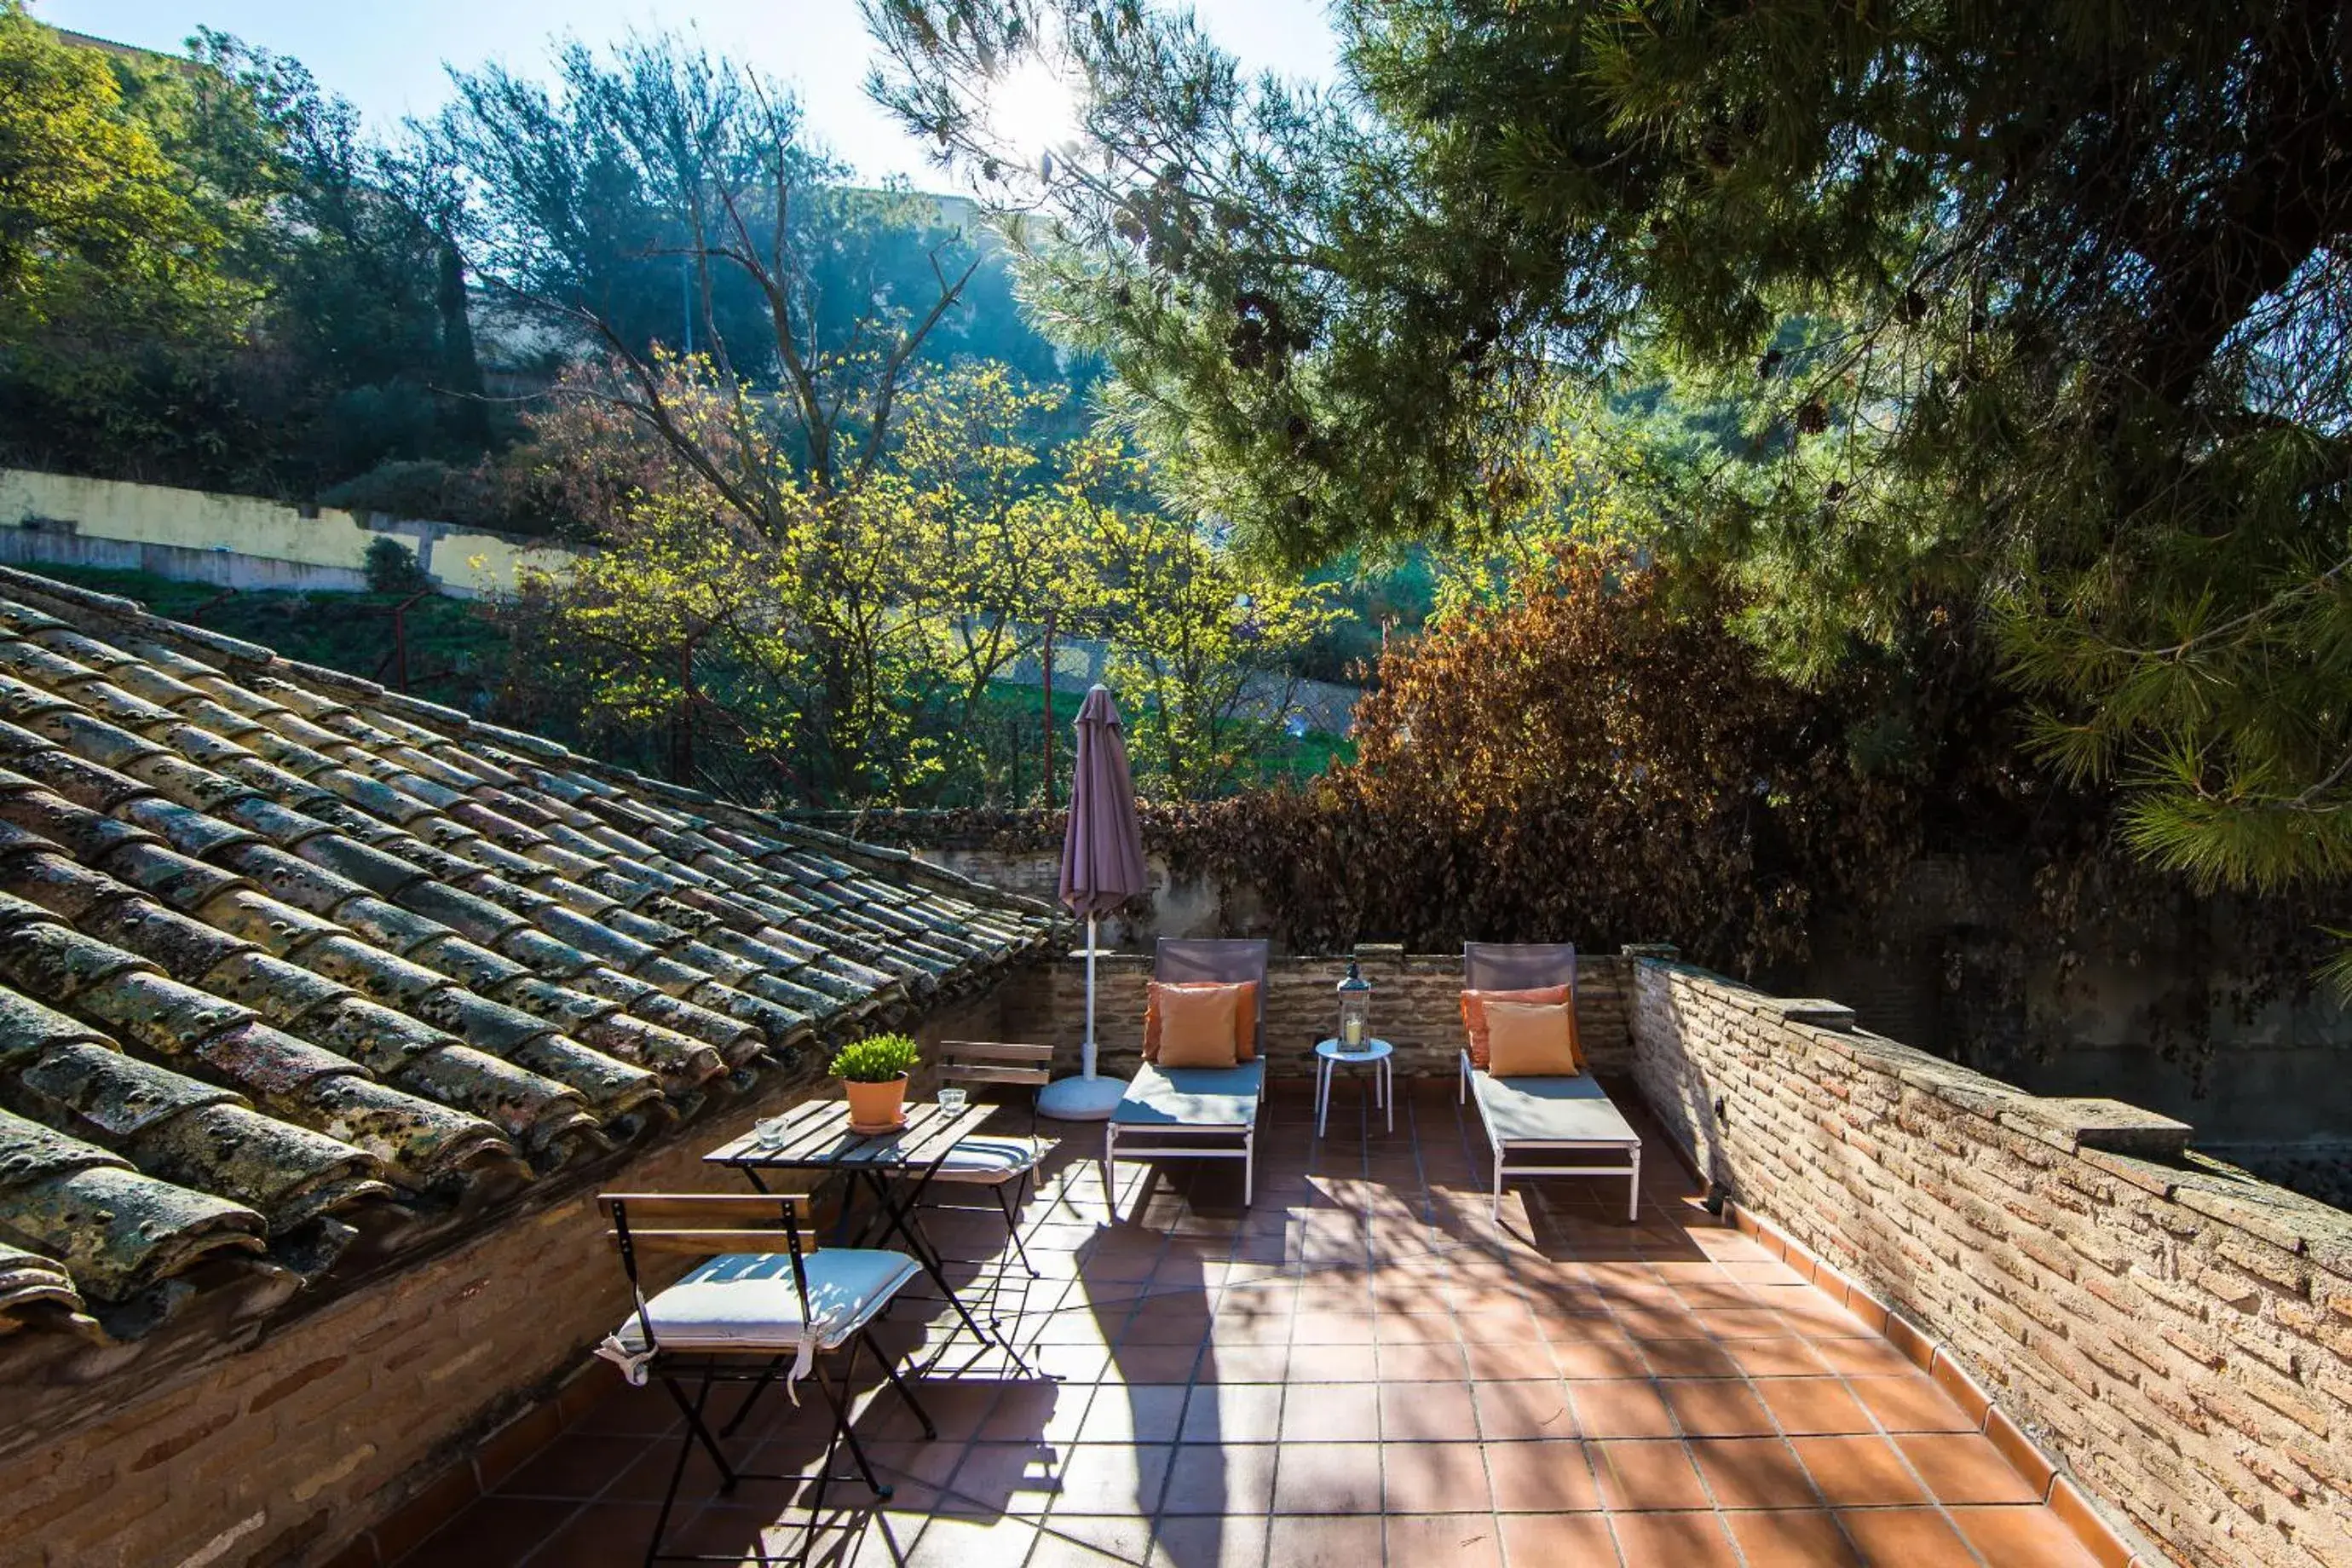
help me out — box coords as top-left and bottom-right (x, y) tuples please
(0, 565), (1054, 1342)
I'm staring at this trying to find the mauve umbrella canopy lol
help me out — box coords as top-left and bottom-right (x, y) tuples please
(1041, 684), (1148, 1119)
(1058, 685), (1150, 917)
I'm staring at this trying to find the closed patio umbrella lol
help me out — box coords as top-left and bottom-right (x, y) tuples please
(1038, 684), (1150, 1121)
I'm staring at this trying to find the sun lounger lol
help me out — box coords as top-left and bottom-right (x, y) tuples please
(1104, 938), (1268, 1209)
(1459, 943), (1642, 1221)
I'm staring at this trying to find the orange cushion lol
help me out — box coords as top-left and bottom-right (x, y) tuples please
(1483, 1000), (1582, 1075)
(1144, 980), (1258, 1063)
(1154, 983), (1242, 1069)
(1461, 984), (1572, 1069)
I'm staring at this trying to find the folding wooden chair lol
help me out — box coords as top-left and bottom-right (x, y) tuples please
(597, 1191), (934, 1566)
(924, 1041), (1054, 1320)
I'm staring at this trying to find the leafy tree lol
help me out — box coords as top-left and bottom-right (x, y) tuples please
(435, 32), (994, 511)
(514, 352), (1092, 802)
(869, 0), (2352, 934)
(1058, 435), (1341, 794)
(0, 3), (237, 321)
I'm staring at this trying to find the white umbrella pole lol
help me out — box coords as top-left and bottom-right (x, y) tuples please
(1039, 910), (1125, 1120)
(1082, 914), (1099, 1080)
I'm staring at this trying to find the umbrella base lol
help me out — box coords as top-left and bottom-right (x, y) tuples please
(1037, 1074), (1128, 1121)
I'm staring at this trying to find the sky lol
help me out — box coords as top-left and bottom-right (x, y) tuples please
(43, 0), (1342, 190)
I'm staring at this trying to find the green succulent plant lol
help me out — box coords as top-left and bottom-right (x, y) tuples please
(827, 1032), (921, 1084)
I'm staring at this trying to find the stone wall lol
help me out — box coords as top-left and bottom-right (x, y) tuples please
(0, 466), (576, 600)
(997, 947), (1633, 1079)
(1629, 954), (2352, 1568)
(0, 987), (1010, 1568)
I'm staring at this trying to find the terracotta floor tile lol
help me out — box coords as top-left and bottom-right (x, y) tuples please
(1378, 1380), (1479, 1441)
(1686, 1437), (1820, 1508)
(1051, 1444), (1173, 1516)
(1641, 1339), (1741, 1379)
(1484, 1440), (1600, 1512)
(1380, 1441), (1494, 1513)
(1836, 1507), (1980, 1566)
(1792, 1435), (1930, 1507)
(1265, 1513), (1386, 1568)
(1378, 1340), (1470, 1381)
(1849, 1375), (1980, 1433)
(1897, 1433), (2047, 1504)
(1179, 1382), (1284, 1444)
(941, 1442), (1059, 1516)
(1949, 1504), (2104, 1566)
(1755, 1376), (1873, 1435)
(1386, 1512), (1505, 1566)
(1724, 1338), (1832, 1378)
(1080, 1386), (1190, 1444)
(1723, 1508), (1863, 1568)
(1112, 1346), (1206, 1384)
(1282, 1382), (1382, 1443)
(1029, 1522), (1154, 1568)
(1496, 1511), (1622, 1566)
(499, 1434), (645, 1500)
(1553, 1340), (1653, 1380)
(435, 1100), (2093, 1568)
(1465, 1341), (1559, 1381)
(1611, 1510), (1741, 1567)
(1588, 1440), (1710, 1511)
(1160, 1444), (1277, 1515)
(1810, 1337), (1922, 1377)
(1475, 1378), (1579, 1440)
(983, 1382), (1095, 1444)
(1148, 1515), (1269, 1568)
(1567, 1380), (1676, 1439)
(412, 1498), (581, 1567)
(1662, 1380), (1778, 1437)
(1203, 1345), (1288, 1382)
(1294, 1312), (1379, 1345)
(1272, 1442), (1383, 1514)
(1538, 1312), (1632, 1344)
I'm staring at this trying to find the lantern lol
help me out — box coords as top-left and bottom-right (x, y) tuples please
(1336, 959), (1373, 1049)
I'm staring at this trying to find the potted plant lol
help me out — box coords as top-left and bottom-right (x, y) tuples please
(830, 1033), (921, 1129)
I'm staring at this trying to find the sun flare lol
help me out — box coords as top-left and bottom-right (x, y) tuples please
(983, 57), (1084, 161)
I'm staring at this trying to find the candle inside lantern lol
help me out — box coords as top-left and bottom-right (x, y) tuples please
(1337, 958), (1373, 1052)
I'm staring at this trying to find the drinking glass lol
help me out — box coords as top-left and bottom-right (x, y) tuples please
(937, 1087), (969, 1115)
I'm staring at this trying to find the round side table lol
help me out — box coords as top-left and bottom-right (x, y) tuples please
(1314, 1037), (1394, 1136)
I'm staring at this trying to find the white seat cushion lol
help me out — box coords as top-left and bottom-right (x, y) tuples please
(616, 1248), (919, 1354)
(928, 1136), (1043, 1185)
(1113, 1059), (1265, 1127)
(1471, 1070), (1641, 1149)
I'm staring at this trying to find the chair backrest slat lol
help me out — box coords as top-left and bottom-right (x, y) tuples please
(1463, 942), (1577, 999)
(603, 1226), (819, 1256)
(939, 1040), (1054, 1064)
(943, 1064), (1053, 1087)
(1155, 938), (1271, 1052)
(599, 1191), (813, 1219)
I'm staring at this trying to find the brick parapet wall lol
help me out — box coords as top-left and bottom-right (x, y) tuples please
(1629, 956), (2352, 1568)
(0, 986), (1011, 1568)
(996, 948), (1632, 1080)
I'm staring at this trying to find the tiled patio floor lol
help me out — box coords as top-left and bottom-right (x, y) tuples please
(404, 1079), (2099, 1567)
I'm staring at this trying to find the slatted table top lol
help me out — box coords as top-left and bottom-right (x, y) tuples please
(704, 1097), (992, 1173)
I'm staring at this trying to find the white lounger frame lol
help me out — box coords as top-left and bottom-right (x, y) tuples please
(1103, 938), (1269, 1214)
(1461, 1052), (1641, 1221)
(1103, 1107), (1257, 1210)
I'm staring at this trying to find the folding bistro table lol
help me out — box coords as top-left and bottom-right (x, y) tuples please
(705, 1098), (1029, 1375)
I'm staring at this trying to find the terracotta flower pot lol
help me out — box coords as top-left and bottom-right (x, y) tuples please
(844, 1075), (908, 1129)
